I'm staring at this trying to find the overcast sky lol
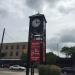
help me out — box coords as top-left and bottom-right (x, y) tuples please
(0, 0), (75, 56)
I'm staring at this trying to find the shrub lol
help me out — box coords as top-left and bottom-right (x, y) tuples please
(38, 65), (50, 75)
(38, 65), (61, 75)
(50, 65), (61, 75)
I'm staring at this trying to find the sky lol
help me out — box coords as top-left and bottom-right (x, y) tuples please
(0, 0), (75, 57)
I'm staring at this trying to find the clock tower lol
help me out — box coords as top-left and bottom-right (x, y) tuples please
(27, 13), (47, 65)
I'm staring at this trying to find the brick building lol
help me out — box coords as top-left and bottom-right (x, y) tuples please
(1, 42), (28, 59)
(0, 42), (28, 66)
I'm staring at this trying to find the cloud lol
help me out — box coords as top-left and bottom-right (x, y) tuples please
(25, 0), (75, 14)
(0, 0), (30, 43)
(0, 9), (8, 18)
(25, 0), (44, 11)
(57, 0), (75, 14)
(47, 36), (61, 50)
(0, 0), (75, 50)
(0, 0), (27, 19)
(47, 29), (75, 51)
(0, 0), (9, 18)
(0, 1), (9, 18)
(58, 6), (71, 14)
(25, 0), (60, 11)
(46, 0), (59, 7)
(60, 29), (75, 43)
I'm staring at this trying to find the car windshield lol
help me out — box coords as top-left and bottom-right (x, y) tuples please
(63, 67), (72, 69)
(13, 65), (20, 67)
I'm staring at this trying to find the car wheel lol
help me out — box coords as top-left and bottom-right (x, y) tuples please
(64, 72), (67, 74)
(10, 68), (13, 70)
(19, 68), (21, 70)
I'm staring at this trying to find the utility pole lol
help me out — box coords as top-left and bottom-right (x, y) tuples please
(57, 43), (59, 57)
(0, 28), (5, 55)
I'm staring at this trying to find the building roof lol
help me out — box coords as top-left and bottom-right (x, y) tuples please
(30, 13), (44, 17)
(29, 13), (47, 23)
(0, 42), (28, 45)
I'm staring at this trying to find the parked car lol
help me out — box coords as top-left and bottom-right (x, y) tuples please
(3, 64), (10, 68)
(62, 67), (75, 73)
(9, 65), (25, 70)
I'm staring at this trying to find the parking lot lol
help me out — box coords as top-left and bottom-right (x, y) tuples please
(0, 68), (38, 75)
(0, 71), (24, 75)
(1, 68), (75, 75)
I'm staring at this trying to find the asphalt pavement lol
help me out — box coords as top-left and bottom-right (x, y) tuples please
(0, 68), (39, 75)
(0, 68), (74, 75)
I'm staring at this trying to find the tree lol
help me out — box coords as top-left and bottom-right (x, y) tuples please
(46, 52), (58, 65)
(0, 52), (6, 58)
(61, 46), (75, 66)
(61, 46), (75, 58)
(61, 47), (71, 58)
(69, 47), (75, 66)
(21, 53), (27, 62)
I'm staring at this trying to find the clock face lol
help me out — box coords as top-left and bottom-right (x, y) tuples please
(32, 19), (40, 27)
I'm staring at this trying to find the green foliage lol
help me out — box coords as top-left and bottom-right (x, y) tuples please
(38, 65), (61, 75)
(70, 46), (75, 54)
(61, 46), (75, 66)
(0, 52), (6, 58)
(21, 53), (27, 62)
(38, 65), (51, 75)
(61, 46), (75, 58)
(61, 47), (71, 57)
(46, 52), (58, 65)
(50, 65), (61, 75)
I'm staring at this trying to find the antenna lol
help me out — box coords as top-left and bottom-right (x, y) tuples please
(37, 11), (41, 14)
(57, 43), (59, 57)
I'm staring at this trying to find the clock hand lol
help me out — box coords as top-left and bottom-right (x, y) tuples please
(36, 20), (40, 24)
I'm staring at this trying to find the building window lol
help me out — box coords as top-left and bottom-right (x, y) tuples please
(16, 51), (18, 56)
(5, 52), (7, 56)
(5, 45), (8, 49)
(22, 45), (25, 49)
(16, 45), (19, 49)
(11, 45), (14, 49)
(0, 46), (3, 49)
(10, 52), (13, 56)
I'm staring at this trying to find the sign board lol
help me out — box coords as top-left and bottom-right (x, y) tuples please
(30, 40), (42, 63)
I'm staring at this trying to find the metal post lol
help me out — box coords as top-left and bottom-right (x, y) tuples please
(0, 28), (5, 54)
(31, 63), (34, 75)
(26, 51), (29, 75)
(26, 66), (29, 75)
(26, 41), (31, 75)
